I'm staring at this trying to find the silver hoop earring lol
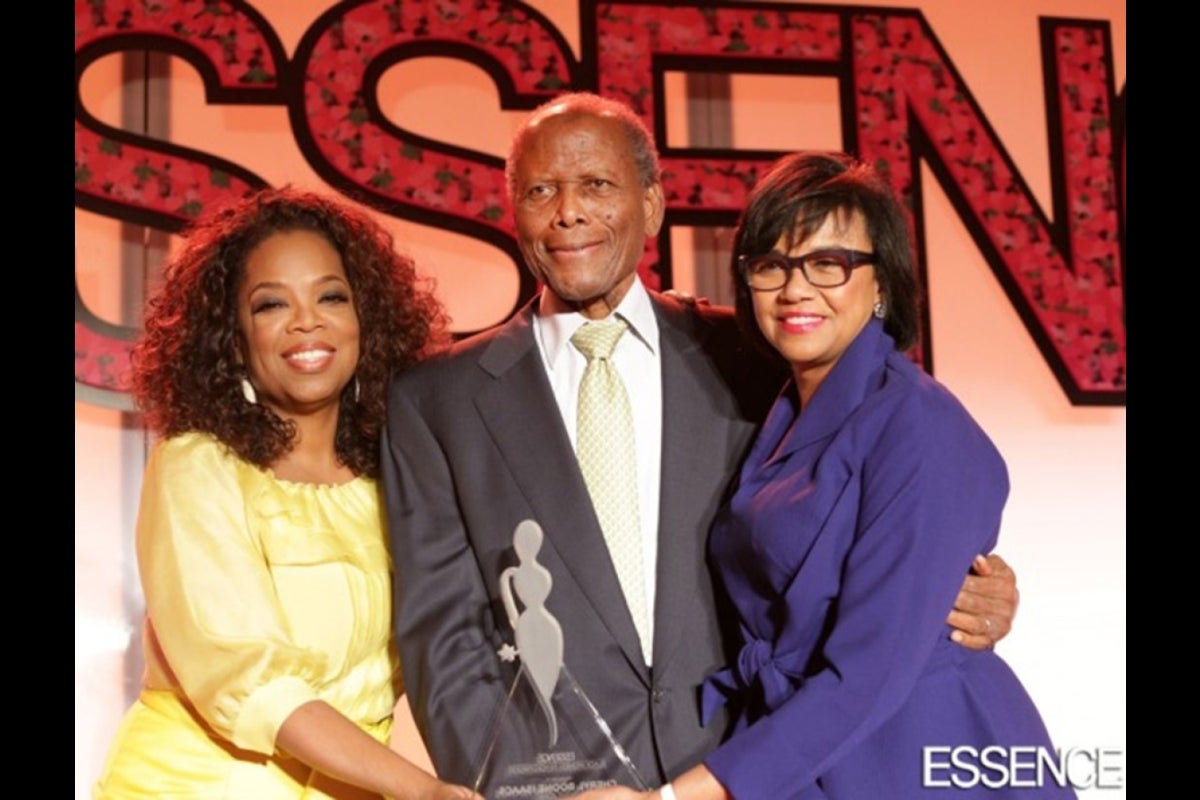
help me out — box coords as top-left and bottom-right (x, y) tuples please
(873, 301), (886, 319)
(241, 377), (258, 405)
(353, 376), (361, 404)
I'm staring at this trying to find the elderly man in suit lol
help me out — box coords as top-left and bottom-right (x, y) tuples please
(383, 93), (1015, 790)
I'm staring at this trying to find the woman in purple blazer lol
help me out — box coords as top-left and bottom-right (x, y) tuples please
(575, 153), (1070, 799)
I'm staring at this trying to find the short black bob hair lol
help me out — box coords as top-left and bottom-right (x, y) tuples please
(731, 151), (919, 355)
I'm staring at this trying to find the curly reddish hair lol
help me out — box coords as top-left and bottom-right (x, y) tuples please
(132, 188), (446, 477)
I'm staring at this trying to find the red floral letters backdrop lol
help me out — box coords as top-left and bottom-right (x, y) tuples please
(75, 0), (1126, 405)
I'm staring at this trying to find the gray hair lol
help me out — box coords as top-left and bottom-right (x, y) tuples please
(506, 92), (661, 197)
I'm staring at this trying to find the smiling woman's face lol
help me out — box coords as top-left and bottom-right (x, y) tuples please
(236, 229), (361, 422)
(751, 208), (880, 397)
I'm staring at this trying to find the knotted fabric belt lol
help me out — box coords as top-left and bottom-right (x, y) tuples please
(701, 636), (809, 725)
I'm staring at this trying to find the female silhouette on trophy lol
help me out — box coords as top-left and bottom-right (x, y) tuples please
(499, 520), (564, 747)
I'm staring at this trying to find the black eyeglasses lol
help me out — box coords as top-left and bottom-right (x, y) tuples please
(737, 248), (876, 290)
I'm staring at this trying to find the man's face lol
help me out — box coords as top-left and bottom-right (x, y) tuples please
(510, 112), (664, 319)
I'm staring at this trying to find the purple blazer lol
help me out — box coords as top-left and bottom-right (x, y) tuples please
(702, 320), (1072, 799)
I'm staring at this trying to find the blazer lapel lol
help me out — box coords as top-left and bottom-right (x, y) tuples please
(652, 297), (747, 673)
(473, 302), (651, 681)
(768, 318), (893, 464)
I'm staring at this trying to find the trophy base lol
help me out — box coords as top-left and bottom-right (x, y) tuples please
(473, 666), (647, 799)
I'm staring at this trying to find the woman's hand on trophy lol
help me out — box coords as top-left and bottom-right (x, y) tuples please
(426, 783), (483, 800)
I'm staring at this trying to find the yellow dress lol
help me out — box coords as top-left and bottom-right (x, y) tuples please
(94, 433), (399, 799)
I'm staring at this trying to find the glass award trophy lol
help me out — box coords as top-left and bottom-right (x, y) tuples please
(472, 520), (649, 799)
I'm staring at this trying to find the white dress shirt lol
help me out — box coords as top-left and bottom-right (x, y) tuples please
(533, 279), (663, 663)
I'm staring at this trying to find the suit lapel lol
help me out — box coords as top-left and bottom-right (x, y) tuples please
(473, 302), (650, 681)
(652, 297), (742, 673)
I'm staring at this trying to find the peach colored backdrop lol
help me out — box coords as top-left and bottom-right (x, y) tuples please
(75, 1), (1126, 796)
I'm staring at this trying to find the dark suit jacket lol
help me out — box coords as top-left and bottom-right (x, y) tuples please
(383, 291), (781, 786)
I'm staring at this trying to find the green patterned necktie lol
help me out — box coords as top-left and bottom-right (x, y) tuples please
(571, 317), (650, 661)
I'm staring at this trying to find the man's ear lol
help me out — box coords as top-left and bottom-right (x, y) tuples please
(643, 181), (665, 237)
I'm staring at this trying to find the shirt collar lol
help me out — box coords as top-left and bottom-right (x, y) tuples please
(534, 278), (659, 371)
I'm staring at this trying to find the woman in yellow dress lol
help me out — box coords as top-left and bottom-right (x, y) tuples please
(94, 189), (479, 800)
